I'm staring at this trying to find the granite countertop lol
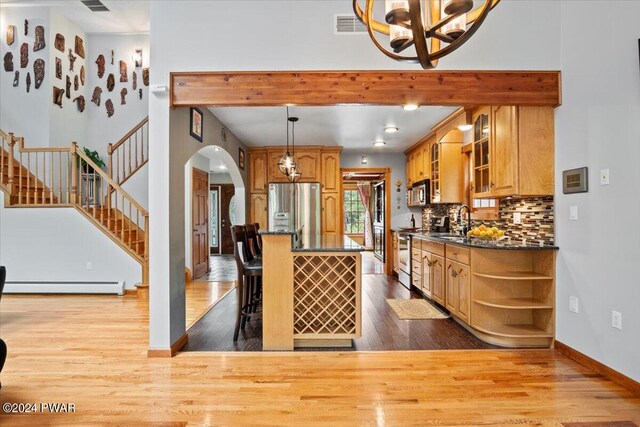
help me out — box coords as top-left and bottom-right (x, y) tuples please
(410, 232), (559, 251)
(260, 228), (363, 252)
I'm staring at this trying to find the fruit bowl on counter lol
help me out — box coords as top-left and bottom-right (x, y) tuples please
(466, 224), (506, 240)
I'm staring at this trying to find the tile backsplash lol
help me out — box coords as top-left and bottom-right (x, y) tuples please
(422, 196), (555, 245)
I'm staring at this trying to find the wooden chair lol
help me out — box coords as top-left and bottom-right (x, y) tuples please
(252, 223), (263, 253)
(245, 223), (262, 259)
(231, 225), (263, 341)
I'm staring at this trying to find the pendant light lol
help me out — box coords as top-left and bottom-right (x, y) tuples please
(277, 107), (296, 175)
(287, 116), (302, 183)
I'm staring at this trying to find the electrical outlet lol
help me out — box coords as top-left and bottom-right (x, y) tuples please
(513, 212), (522, 224)
(600, 168), (610, 185)
(612, 311), (622, 330)
(570, 206), (579, 221)
(569, 296), (579, 313)
(86, 262), (92, 270)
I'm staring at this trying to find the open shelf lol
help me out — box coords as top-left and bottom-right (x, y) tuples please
(474, 298), (553, 310)
(473, 323), (554, 338)
(473, 271), (553, 281)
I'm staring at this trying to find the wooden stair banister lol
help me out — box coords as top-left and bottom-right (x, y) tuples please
(107, 116), (149, 186)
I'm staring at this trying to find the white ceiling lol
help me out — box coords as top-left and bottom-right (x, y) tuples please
(209, 106), (458, 154)
(0, 0), (150, 33)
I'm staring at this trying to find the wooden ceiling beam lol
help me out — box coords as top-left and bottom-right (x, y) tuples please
(170, 70), (561, 108)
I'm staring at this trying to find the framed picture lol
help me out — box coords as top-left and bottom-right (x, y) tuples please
(190, 107), (203, 142)
(239, 147), (245, 170)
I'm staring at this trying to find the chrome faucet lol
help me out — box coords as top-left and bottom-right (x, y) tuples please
(457, 204), (471, 236)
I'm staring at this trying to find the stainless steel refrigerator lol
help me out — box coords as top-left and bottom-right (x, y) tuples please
(268, 182), (321, 243)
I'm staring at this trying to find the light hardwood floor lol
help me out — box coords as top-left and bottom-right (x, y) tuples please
(1, 287), (639, 425)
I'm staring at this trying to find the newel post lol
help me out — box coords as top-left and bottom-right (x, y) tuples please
(107, 143), (113, 181)
(70, 142), (78, 205)
(6, 132), (15, 195)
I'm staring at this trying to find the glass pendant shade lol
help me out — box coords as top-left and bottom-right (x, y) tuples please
(384, 0), (410, 25)
(287, 164), (302, 183)
(278, 152), (294, 174)
(389, 24), (412, 50)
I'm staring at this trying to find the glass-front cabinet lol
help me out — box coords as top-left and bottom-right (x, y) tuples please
(472, 107), (491, 197)
(430, 140), (440, 202)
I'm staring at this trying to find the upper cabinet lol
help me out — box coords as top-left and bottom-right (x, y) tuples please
(432, 132), (463, 204)
(471, 106), (554, 198)
(294, 150), (321, 182)
(249, 148), (268, 193)
(321, 149), (341, 192)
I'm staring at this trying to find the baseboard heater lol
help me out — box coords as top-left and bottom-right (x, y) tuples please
(3, 281), (125, 295)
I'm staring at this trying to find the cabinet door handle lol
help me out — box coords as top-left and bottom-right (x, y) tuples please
(451, 270), (458, 277)
(490, 181), (494, 188)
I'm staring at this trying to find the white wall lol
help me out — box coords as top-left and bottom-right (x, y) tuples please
(0, 7), (50, 147)
(184, 152), (209, 274)
(0, 192), (141, 289)
(341, 153), (418, 229)
(209, 172), (233, 184)
(48, 10), (86, 147)
(555, 1), (640, 381)
(85, 33), (150, 156)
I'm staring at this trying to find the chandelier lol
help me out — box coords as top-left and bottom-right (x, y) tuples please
(353, 0), (500, 69)
(277, 108), (302, 183)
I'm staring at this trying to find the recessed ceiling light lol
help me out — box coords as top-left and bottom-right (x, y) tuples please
(213, 147), (220, 151)
(403, 104), (419, 111)
(218, 165), (227, 170)
(458, 124), (473, 131)
(373, 141), (386, 147)
(384, 126), (398, 133)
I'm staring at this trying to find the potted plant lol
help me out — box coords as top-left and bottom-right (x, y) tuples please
(78, 147), (106, 207)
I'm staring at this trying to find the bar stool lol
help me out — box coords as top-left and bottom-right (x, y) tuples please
(252, 223), (263, 253)
(231, 225), (263, 341)
(245, 223), (262, 259)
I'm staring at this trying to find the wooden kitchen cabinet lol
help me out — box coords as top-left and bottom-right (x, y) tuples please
(267, 150), (288, 183)
(321, 192), (339, 235)
(250, 193), (268, 230)
(445, 259), (470, 323)
(430, 254), (446, 306)
(430, 138), (463, 204)
(421, 251), (432, 297)
(295, 150), (321, 182)
(321, 150), (341, 192)
(472, 106), (554, 198)
(391, 231), (399, 274)
(249, 149), (268, 193)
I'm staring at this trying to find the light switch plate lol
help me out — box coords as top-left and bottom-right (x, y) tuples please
(612, 311), (622, 330)
(513, 212), (522, 224)
(569, 296), (579, 313)
(570, 206), (578, 221)
(600, 168), (610, 185)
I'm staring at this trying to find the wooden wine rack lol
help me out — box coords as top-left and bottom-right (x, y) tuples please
(293, 254), (361, 338)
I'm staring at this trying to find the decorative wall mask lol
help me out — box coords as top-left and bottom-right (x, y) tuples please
(66, 75), (71, 99)
(53, 86), (64, 107)
(24, 20), (28, 36)
(132, 71), (137, 90)
(105, 99), (114, 117)
(33, 26), (45, 51)
(26, 72), (31, 92)
(80, 65), (85, 85)
(74, 75), (79, 91)
(13, 70), (19, 87)
(68, 49), (77, 71)
(74, 36), (85, 59)
(55, 57), (62, 79)
(73, 96), (85, 112)
(120, 88), (128, 105)
(119, 60), (128, 82)
(33, 58), (44, 89)
(142, 67), (149, 86)
(107, 73), (115, 92)
(110, 49), (114, 65)
(20, 43), (28, 68)
(54, 33), (65, 52)
(138, 88), (142, 99)
(91, 86), (102, 106)
(4, 52), (13, 72)
(95, 54), (105, 78)
(7, 25), (15, 45)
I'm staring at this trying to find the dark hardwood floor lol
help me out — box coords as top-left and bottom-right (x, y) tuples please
(183, 269), (496, 352)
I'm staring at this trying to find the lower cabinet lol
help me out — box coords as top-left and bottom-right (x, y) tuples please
(250, 193), (268, 230)
(430, 254), (446, 306)
(421, 251), (432, 297)
(445, 259), (471, 323)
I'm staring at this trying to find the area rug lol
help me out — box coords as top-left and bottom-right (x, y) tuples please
(386, 299), (450, 320)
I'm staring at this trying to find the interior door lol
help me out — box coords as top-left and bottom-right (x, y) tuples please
(192, 168), (209, 279)
(219, 184), (235, 254)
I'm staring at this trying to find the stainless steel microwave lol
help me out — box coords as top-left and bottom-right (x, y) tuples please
(408, 179), (430, 207)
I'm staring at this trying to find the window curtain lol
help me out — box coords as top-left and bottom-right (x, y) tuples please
(356, 181), (373, 249)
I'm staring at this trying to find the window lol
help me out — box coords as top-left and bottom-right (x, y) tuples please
(209, 189), (219, 247)
(343, 189), (365, 234)
(229, 194), (237, 226)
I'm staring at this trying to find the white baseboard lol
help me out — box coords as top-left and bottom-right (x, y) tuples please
(3, 281), (125, 295)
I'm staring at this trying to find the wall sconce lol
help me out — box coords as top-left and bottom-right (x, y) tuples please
(361, 156), (368, 164)
(132, 49), (143, 68)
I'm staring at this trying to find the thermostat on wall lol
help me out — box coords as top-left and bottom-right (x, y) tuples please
(151, 84), (168, 93)
(562, 167), (588, 194)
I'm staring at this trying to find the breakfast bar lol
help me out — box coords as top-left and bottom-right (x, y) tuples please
(259, 230), (363, 350)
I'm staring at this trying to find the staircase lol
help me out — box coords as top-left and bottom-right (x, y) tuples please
(0, 119), (150, 293)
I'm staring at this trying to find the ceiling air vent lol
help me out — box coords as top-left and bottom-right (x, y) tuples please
(81, 0), (110, 12)
(335, 15), (367, 34)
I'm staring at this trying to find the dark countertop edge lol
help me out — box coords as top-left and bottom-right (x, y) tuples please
(261, 231), (364, 252)
(409, 232), (559, 251)
(259, 230), (298, 235)
(291, 247), (363, 253)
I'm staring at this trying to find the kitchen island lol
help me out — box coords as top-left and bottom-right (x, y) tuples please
(409, 232), (558, 348)
(259, 230), (363, 350)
